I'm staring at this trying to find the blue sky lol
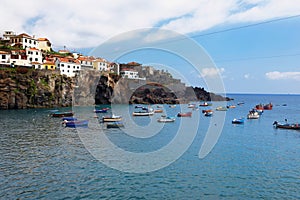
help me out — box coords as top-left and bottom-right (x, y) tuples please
(1, 0), (300, 94)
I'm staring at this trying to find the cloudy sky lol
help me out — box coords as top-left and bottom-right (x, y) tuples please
(1, 0), (300, 94)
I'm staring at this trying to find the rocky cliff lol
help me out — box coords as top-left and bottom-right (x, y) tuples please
(0, 67), (74, 109)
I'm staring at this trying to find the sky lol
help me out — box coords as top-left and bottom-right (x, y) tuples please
(1, 0), (300, 94)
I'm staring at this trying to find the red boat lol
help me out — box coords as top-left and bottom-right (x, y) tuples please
(177, 112), (192, 117)
(263, 103), (273, 110)
(202, 109), (212, 113)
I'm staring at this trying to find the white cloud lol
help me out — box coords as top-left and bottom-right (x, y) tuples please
(265, 71), (300, 81)
(201, 67), (225, 78)
(0, 0), (300, 48)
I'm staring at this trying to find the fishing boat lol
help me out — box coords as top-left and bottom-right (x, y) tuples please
(51, 111), (74, 117)
(157, 116), (176, 123)
(263, 103), (273, 110)
(102, 114), (122, 122)
(216, 106), (228, 111)
(94, 108), (109, 113)
(232, 118), (244, 124)
(273, 121), (300, 130)
(202, 109), (213, 113)
(169, 105), (176, 108)
(227, 105), (236, 109)
(64, 120), (89, 128)
(107, 121), (125, 128)
(177, 112), (192, 117)
(62, 117), (77, 121)
(133, 107), (154, 116)
(188, 103), (196, 108)
(247, 110), (259, 119)
(204, 111), (213, 117)
(132, 110), (154, 116)
(199, 102), (212, 107)
(154, 109), (163, 113)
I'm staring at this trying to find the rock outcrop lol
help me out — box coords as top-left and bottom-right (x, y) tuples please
(0, 67), (74, 109)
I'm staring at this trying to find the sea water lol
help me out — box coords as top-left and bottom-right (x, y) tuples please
(0, 94), (300, 199)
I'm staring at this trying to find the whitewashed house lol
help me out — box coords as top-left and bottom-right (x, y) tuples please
(78, 56), (94, 70)
(120, 68), (139, 79)
(10, 50), (30, 67)
(0, 51), (11, 66)
(10, 33), (38, 49)
(93, 58), (109, 71)
(56, 57), (81, 77)
(26, 48), (43, 64)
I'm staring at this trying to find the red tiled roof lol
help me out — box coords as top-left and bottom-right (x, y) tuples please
(43, 61), (55, 65)
(16, 33), (32, 38)
(0, 50), (10, 54)
(37, 38), (49, 41)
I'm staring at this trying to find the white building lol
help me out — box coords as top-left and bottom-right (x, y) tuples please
(93, 58), (109, 71)
(26, 48), (43, 64)
(2, 31), (16, 41)
(56, 57), (81, 77)
(78, 56), (94, 70)
(120, 68), (139, 79)
(10, 33), (38, 49)
(0, 51), (11, 65)
(10, 50), (30, 67)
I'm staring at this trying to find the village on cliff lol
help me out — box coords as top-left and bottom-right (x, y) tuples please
(0, 30), (161, 80)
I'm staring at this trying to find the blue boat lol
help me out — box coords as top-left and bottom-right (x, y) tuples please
(64, 120), (89, 128)
(62, 117), (77, 121)
(94, 108), (109, 113)
(232, 118), (244, 124)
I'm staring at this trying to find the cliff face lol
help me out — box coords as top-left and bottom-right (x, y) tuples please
(0, 68), (74, 109)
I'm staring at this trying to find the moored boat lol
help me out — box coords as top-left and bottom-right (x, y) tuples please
(102, 114), (122, 122)
(157, 116), (176, 123)
(94, 108), (109, 113)
(202, 109), (213, 113)
(64, 120), (89, 128)
(51, 111), (74, 117)
(273, 121), (300, 130)
(232, 118), (244, 124)
(177, 112), (192, 117)
(154, 109), (163, 113)
(107, 121), (125, 128)
(188, 103), (196, 108)
(62, 117), (77, 121)
(247, 110), (259, 119)
(263, 103), (273, 110)
(199, 102), (212, 107)
(204, 111), (213, 117)
(216, 106), (228, 111)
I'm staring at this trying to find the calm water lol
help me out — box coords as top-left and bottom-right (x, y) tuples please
(1, 94), (300, 199)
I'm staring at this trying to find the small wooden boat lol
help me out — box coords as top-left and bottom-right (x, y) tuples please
(94, 108), (109, 113)
(247, 111), (259, 119)
(132, 111), (154, 116)
(188, 103), (196, 108)
(204, 111), (213, 117)
(51, 111), (74, 117)
(107, 121), (124, 128)
(169, 105), (176, 108)
(157, 116), (175, 123)
(199, 102), (212, 107)
(216, 106), (228, 111)
(263, 103), (273, 110)
(102, 115), (122, 122)
(154, 109), (163, 113)
(62, 117), (77, 121)
(273, 121), (300, 130)
(232, 118), (244, 124)
(227, 105), (236, 109)
(177, 112), (192, 117)
(64, 120), (88, 128)
(202, 109), (213, 113)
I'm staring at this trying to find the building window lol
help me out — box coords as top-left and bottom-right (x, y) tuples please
(67, 70), (69, 73)
(29, 58), (32, 61)
(61, 64), (64, 67)
(36, 52), (38, 55)
(68, 65), (70, 68)
(25, 39), (27, 43)
(73, 66), (75, 69)
(35, 58), (38, 61)
(77, 66), (79, 69)
(2, 55), (5, 59)
(62, 70), (64, 72)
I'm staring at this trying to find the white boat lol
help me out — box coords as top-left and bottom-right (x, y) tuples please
(247, 111), (259, 119)
(132, 111), (154, 116)
(157, 116), (175, 123)
(102, 114), (122, 122)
